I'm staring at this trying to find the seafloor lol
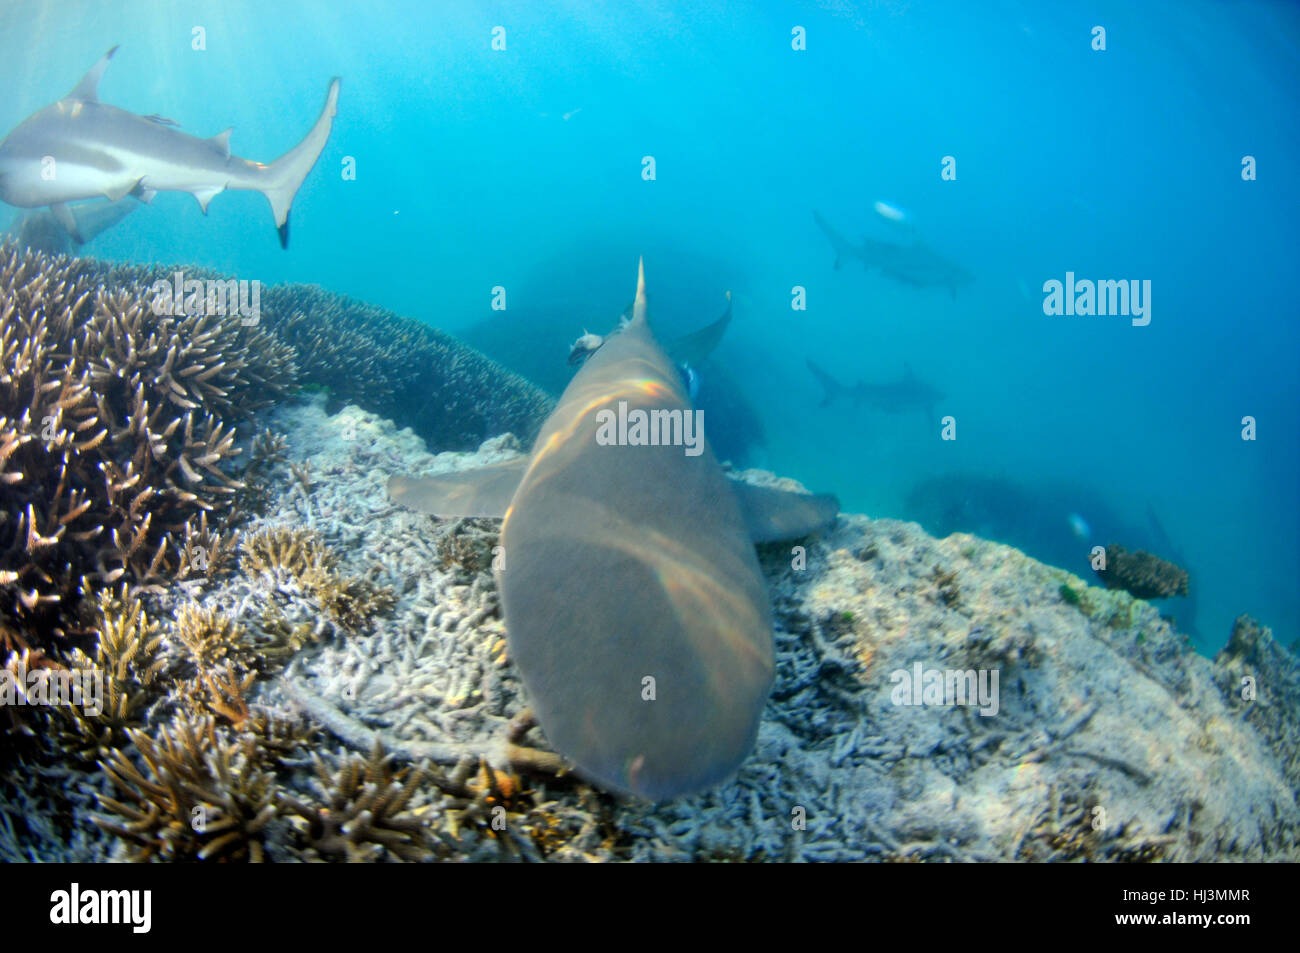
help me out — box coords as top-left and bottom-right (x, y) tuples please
(1, 246), (1297, 862)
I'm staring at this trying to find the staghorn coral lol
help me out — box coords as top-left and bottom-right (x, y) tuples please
(279, 740), (433, 862)
(169, 603), (298, 725)
(240, 525), (394, 635)
(94, 712), (278, 862)
(0, 243), (295, 656)
(56, 586), (166, 759)
(258, 283), (552, 451)
(1095, 544), (1190, 600)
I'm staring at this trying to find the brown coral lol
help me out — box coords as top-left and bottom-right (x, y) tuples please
(1095, 544), (1190, 600)
(258, 283), (551, 451)
(94, 713), (278, 862)
(240, 526), (394, 635)
(0, 244), (296, 659)
(55, 586), (166, 759)
(279, 741), (433, 862)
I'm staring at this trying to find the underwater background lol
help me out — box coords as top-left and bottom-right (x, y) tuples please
(1, 0), (1296, 654)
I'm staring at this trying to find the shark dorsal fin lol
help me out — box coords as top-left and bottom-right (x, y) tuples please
(209, 127), (233, 158)
(68, 45), (119, 102)
(630, 256), (649, 327)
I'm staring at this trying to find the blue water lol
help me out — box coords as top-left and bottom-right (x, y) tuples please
(2, 0), (1295, 652)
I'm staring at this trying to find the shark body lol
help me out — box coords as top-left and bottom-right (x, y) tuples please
(814, 209), (973, 299)
(807, 358), (944, 417)
(389, 261), (838, 799)
(0, 46), (339, 248)
(5, 195), (138, 255)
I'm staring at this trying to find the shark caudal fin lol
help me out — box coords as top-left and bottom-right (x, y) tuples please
(261, 77), (340, 249)
(806, 358), (847, 408)
(666, 290), (732, 367)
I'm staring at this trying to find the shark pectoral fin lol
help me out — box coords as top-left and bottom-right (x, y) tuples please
(387, 457), (528, 519)
(68, 45), (119, 102)
(68, 197), (137, 244)
(729, 479), (839, 543)
(49, 204), (84, 244)
(100, 176), (145, 203)
(191, 185), (225, 214)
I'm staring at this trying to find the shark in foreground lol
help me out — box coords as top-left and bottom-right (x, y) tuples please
(389, 260), (839, 799)
(0, 46), (339, 248)
(813, 209), (973, 299)
(807, 358), (945, 418)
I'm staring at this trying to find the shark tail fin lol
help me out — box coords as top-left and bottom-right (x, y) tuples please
(806, 359), (845, 408)
(666, 290), (732, 367)
(260, 77), (341, 248)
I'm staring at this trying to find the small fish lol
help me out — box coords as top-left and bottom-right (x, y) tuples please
(1068, 513), (1092, 539)
(873, 199), (909, 223)
(567, 330), (604, 365)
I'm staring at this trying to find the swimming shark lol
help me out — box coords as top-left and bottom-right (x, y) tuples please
(813, 209), (973, 299)
(807, 358), (944, 418)
(0, 46), (339, 249)
(5, 195), (138, 256)
(389, 260), (838, 799)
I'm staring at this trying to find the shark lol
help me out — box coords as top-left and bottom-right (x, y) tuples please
(813, 209), (973, 299)
(807, 358), (944, 418)
(5, 195), (138, 256)
(0, 46), (339, 249)
(388, 260), (839, 800)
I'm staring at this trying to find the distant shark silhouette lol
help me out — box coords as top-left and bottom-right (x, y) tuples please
(807, 358), (944, 418)
(813, 209), (973, 299)
(0, 46), (339, 248)
(390, 260), (838, 799)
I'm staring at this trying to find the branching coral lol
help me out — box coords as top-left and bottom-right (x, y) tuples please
(241, 526), (394, 635)
(56, 586), (166, 759)
(258, 283), (552, 451)
(279, 741), (433, 862)
(0, 243), (296, 656)
(94, 713), (278, 862)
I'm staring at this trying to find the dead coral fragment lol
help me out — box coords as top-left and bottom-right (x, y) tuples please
(435, 520), (499, 577)
(1095, 544), (1189, 600)
(94, 713), (277, 862)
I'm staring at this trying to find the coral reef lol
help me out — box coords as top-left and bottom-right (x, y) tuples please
(1095, 544), (1190, 600)
(240, 525), (396, 636)
(94, 713), (278, 862)
(278, 741), (433, 862)
(257, 283), (553, 451)
(1213, 615), (1300, 791)
(4, 363), (1296, 862)
(0, 243), (295, 657)
(163, 397), (1291, 863)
